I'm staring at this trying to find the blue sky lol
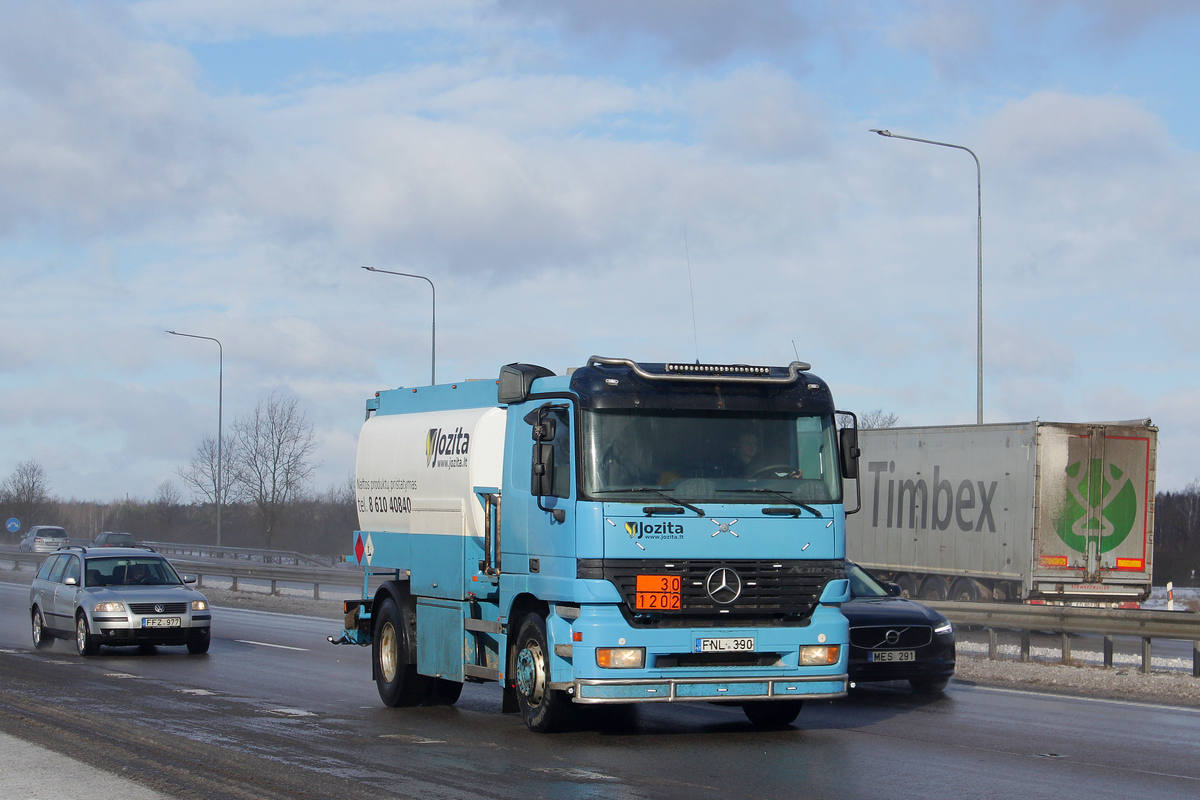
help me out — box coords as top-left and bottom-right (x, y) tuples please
(4, 0), (1200, 501)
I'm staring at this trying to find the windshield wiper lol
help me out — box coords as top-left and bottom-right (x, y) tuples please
(622, 488), (706, 517)
(717, 488), (822, 518)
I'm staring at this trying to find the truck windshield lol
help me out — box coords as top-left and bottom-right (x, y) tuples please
(581, 409), (842, 505)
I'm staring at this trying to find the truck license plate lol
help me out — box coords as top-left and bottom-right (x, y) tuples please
(869, 650), (915, 662)
(635, 574), (681, 610)
(695, 637), (755, 653)
(143, 618), (181, 628)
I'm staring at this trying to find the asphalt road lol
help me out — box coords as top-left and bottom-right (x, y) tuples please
(2, 580), (1199, 800)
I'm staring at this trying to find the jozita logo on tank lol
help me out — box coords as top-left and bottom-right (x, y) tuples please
(425, 426), (471, 469)
(1054, 458), (1139, 553)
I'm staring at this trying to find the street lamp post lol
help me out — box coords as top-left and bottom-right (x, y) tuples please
(871, 128), (984, 425)
(361, 266), (437, 385)
(167, 330), (224, 546)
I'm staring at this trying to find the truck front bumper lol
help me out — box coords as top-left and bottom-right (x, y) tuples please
(570, 672), (847, 704)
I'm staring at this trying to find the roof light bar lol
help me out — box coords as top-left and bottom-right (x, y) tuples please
(588, 356), (811, 385)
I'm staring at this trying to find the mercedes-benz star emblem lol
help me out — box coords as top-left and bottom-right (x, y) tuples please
(154, 604), (164, 614)
(705, 567), (742, 605)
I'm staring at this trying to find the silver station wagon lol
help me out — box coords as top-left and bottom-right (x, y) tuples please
(29, 546), (211, 655)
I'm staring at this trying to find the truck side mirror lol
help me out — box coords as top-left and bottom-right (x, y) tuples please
(531, 443), (556, 496)
(839, 426), (861, 480)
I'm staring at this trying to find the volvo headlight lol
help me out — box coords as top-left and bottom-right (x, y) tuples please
(94, 601), (126, 613)
(191, 600), (208, 611)
(800, 645), (840, 665)
(934, 621), (953, 635)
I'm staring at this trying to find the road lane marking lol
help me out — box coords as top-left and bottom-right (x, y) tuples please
(235, 639), (308, 651)
(968, 684), (1200, 714)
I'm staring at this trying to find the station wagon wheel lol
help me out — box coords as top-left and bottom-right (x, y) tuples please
(76, 613), (100, 656)
(31, 607), (53, 649)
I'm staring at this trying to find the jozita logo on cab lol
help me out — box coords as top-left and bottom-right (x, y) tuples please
(625, 521), (685, 540)
(1054, 458), (1139, 554)
(425, 426), (470, 469)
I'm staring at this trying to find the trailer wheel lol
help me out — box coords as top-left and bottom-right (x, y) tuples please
(894, 575), (916, 599)
(950, 579), (979, 603)
(425, 678), (463, 706)
(919, 576), (947, 601)
(742, 700), (803, 728)
(374, 597), (429, 707)
(513, 613), (572, 733)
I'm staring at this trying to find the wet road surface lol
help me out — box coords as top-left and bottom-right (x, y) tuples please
(2, 581), (1199, 799)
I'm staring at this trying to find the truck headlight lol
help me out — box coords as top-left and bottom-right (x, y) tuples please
(800, 645), (840, 666)
(94, 602), (126, 613)
(191, 600), (208, 611)
(934, 621), (953, 635)
(596, 647), (645, 668)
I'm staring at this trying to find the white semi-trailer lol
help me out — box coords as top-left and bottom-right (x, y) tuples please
(845, 420), (1156, 606)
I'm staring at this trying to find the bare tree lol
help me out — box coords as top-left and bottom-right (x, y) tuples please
(231, 393), (320, 550)
(859, 409), (899, 429)
(153, 480), (182, 531)
(1, 460), (52, 539)
(178, 435), (238, 507)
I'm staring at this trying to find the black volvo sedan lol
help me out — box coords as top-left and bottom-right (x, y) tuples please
(844, 561), (956, 693)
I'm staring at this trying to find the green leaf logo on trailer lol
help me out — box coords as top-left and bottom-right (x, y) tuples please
(1054, 459), (1139, 554)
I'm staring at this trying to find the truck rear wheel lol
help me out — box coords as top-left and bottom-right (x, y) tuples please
(743, 700), (803, 727)
(894, 575), (916, 599)
(513, 613), (572, 733)
(374, 597), (429, 707)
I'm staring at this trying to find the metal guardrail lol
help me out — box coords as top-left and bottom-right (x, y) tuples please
(0, 545), (360, 601)
(140, 541), (333, 567)
(927, 600), (1200, 677)
(169, 558), (361, 601)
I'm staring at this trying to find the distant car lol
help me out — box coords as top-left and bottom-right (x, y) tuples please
(92, 531), (137, 548)
(29, 546), (211, 656)
(844, 561), (956, 693)
(17, 526), (69, 553)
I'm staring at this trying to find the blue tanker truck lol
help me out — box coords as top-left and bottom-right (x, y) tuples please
(331, 356), (861, 731)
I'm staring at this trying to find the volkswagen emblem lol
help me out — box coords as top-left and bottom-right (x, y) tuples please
(154, 604), (164, 614)
(885, 629), (901, 645)
(705, 567), (742, 605)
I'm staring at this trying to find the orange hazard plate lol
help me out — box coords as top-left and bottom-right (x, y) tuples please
(635, 574), (682, 610)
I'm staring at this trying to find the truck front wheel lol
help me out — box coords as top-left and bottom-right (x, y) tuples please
(743, 700), (803, 727)
(374, 597), (429, 707)
(513, 613), (572, 733)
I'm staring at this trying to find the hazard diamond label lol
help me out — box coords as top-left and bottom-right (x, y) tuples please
(364, 533), (374, 566)
(354, 534), (365, 564)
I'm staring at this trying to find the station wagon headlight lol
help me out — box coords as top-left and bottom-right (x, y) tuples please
(800, 645), (840, 665)
(934, 621), (953, 635)
(191, 600), (208, 611)
(94, 602), (126, 613)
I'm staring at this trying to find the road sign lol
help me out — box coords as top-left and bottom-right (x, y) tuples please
(5, 518), (18, 534)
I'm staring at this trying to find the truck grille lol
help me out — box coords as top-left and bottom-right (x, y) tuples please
(578, 558), (843, 626)
(129, 602), (188, 615)
(849, 625), (932, 649)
